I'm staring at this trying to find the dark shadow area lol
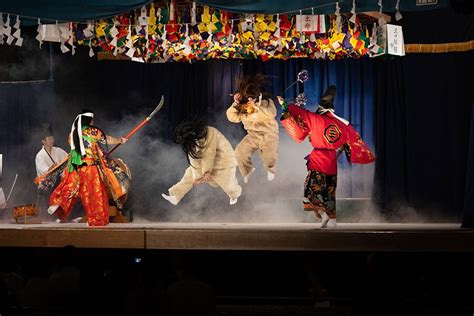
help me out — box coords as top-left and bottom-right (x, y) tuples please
(1, 247), (474, 316)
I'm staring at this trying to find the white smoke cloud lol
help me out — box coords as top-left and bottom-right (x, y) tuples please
(100, 107), (384, 224)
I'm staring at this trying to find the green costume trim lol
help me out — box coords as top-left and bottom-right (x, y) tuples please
(68, 150), (83, 172)
(68, 125), (97, 172)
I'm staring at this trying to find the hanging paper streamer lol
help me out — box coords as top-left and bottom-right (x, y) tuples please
(182, 24), (191, 55)
(395, 0), (403, 21)
(156, 7), (162, 23)
(35, 18), (43, 48)
(191, 2), (197, 24)
(350, 0), (357, 24)
(68, 22), (76, 55)
(139, 6), (149, 26)
(110, 22), (119, 46)
(109, 19), (119, 56)
(169, 1), (175, 23)
(148, 3), (157, 34)
(125, 25), (135, 58)
(89, 42), (95, 57)
(58, 21), (70, 53)
(0, 13), (4, 45)
(12, 15), (23, 47)
(298, 10), (303, 33)
(378, 0), (387, 26)
(368, 22), (386, 57)
(161, 25), (168, 56)
(83, 22), (94, 38)
(207, 21), (212, 43)
(335, 2), (342, 32)
(4, 15), (14, 45)
(273, 13), (282, 53)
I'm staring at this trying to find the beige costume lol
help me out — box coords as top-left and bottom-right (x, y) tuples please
(226, 99), (279, 177)
(168, 126), (242, 203)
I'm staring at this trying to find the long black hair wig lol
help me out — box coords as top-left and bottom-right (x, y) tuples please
(173, 117), (208, 166)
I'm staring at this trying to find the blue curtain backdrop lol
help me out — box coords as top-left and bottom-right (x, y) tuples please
(373, 52), (474, 221)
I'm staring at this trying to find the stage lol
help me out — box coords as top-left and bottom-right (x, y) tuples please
(0, 222), (472, 252)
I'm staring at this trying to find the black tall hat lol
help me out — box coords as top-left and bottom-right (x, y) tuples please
(39, 123), (53, 139)
(320, 85), (336, 109)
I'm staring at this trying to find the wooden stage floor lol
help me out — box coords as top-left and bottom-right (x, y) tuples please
(1, 222), (473, 251)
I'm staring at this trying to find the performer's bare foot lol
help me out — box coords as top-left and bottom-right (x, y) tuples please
(162, 193), (178, 205)
(267, 171), (275, 181)
(244, 167), (256, 183)
(327, 219), (337, 228)
(71, 217), (83, 223)
(319, 211), (330, 228)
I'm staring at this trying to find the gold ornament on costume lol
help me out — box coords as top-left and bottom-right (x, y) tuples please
(234, 103), (257, 115)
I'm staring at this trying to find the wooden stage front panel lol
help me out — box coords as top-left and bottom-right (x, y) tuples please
(0, 223), (473, 251)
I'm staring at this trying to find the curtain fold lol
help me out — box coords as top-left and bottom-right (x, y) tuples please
(374, 52), (474, 221)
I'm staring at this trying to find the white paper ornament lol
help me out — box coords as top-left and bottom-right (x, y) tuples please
(126, 25), (133, 48)
(35, 18), (43, 48)
(395, 0), (403, 21)
(191, 2), (197, 24)
(350, 0), (357, 24)
(89, 43), (95, 57)
(126, 47), (136, 58)
(83, 22), (94, 37)
(0, 15), (4, 45)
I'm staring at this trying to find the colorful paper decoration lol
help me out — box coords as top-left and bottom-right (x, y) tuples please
(1, 2), (393, 63)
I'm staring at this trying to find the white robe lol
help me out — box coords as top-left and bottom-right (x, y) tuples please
(168, 126), (241, 202)
(226, 99), (279, 176)
(35, 146), (68, 177)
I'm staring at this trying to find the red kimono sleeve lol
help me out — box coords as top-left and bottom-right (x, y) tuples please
(281, 104), (311, 143)
(344, 125), (376, 164)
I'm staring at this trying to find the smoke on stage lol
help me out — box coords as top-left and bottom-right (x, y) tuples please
(0, 98), (458, 224)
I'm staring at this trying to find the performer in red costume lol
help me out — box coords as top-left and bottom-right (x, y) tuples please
(48, 109), (127, 226)
(279, 86), (375, 228)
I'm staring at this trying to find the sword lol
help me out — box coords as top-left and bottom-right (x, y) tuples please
(108, 95), (165, 155)
(6, 173), (18, 202)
